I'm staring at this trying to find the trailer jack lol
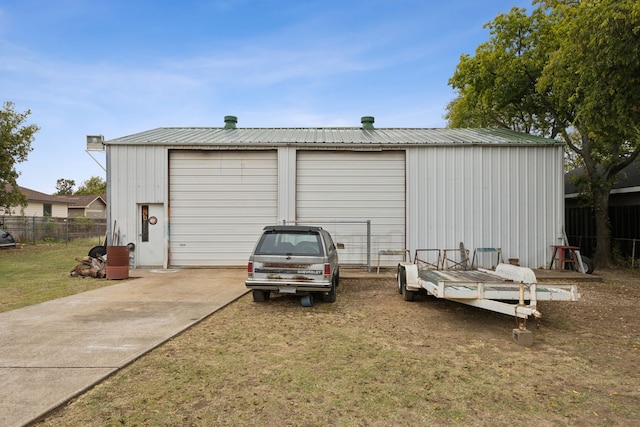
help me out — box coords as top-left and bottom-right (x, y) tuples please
(512, 284), (535, 346)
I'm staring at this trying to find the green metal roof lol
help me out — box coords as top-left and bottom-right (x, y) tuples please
(105, 127), (560, 146)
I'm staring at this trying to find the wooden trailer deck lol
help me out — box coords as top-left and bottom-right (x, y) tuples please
(417, 268), (580, 302)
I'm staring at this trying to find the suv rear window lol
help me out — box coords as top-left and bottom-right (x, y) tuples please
(255, 231), (323, 256)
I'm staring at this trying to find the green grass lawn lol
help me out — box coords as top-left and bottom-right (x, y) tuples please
(0, 238), (112, 313)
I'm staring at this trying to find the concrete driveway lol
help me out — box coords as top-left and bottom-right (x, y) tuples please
(0, 268), (248, 427)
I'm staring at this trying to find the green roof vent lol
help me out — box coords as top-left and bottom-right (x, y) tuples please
(224, 115), (238, 129)
(361, 116), (375, 130)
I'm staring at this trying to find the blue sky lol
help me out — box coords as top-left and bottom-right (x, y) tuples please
(1, 0), (532, 194)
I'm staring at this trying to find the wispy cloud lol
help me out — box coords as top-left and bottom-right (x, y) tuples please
(2, 0), (529, 193)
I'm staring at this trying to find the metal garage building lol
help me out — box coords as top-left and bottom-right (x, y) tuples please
(99, 116), (565, 269)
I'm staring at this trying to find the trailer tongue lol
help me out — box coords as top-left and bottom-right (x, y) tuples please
(396, 257), (580, 347)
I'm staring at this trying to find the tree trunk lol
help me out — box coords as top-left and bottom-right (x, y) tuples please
(592, 186), (614, 268)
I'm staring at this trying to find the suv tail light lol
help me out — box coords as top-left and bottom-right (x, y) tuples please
(247, 261), (253, 275)
(324, 263), (331, 276)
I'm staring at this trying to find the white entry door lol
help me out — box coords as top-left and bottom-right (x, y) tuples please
(137, 203), (164, 267)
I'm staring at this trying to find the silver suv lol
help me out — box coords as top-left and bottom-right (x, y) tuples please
(245, 225), (340, 306)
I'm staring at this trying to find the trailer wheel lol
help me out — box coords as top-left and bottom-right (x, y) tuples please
(396, 265), (404, 294)
(403, 283), (416, 301)
(398, 265), (416, 301)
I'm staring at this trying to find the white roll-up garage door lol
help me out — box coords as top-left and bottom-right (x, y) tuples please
(296, 150), (405, 266)
(169, 150), (278, 266)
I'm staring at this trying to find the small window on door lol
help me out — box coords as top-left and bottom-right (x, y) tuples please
(141, 205), (149, 242)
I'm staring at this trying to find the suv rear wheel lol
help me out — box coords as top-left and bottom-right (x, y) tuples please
(321, 276), (337, 303)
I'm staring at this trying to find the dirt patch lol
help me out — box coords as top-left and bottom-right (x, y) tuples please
(39, 268), (640, 426)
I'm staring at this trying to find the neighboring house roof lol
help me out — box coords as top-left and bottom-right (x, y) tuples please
(565, 160), (640, 196)
(106, 127), (560, 146)
(4, 185), (70, 205)
(64, 194), (106, 208)
(5, 185), (107, 207)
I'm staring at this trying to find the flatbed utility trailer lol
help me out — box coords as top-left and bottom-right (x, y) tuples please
(396, 250), (580, 346)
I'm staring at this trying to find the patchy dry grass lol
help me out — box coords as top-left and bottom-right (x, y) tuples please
(0, 239), (110, 313)
(37, 268), (640, 426)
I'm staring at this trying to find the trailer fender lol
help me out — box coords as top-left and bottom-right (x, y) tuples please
(399, 263), (420, 291)
(491, 263), (537, 284)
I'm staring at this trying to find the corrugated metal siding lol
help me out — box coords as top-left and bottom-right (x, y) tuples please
(296, 151), (405, 265)
(105, 130), (563, 268)
(278, 147), (297, 222)
(169, 150), (278, 266)
(106, 127), (559, 146)
(406, 145), (564, 268)
(108, 145), (167, 252)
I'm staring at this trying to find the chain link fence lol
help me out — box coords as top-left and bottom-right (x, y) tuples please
(1, 216), (107, 245)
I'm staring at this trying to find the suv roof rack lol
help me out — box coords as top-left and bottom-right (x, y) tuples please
(263, 225), (323, 232)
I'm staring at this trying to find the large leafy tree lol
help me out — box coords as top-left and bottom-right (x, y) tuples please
(55, 178), (76, 195)
(446, 0), (640, 268)
(75, 176), (106, 195)
(0, 102), (40, 212)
